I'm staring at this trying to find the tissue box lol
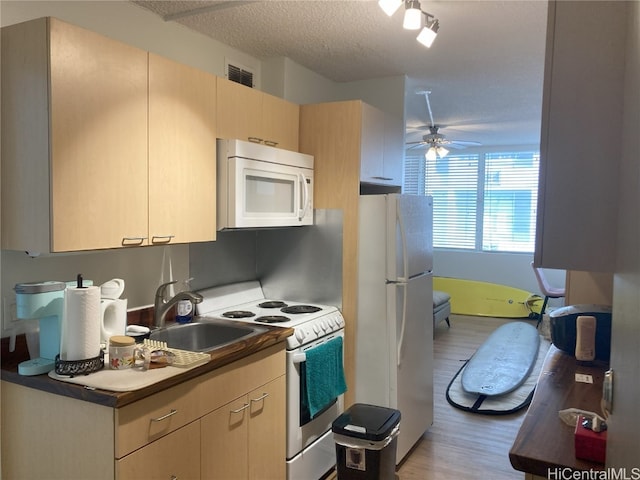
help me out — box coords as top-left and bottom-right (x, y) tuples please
(575, 415), (607, 464)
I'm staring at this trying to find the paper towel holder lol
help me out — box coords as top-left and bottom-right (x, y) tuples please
(54, 350), (105, 376)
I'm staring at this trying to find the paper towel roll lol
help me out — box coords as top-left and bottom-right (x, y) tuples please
(101, 298), (127, 343)
(62, 286), (101, 361)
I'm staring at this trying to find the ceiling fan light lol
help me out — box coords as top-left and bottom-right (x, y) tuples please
(417, 21), (438, 47)
(403, 1), (422, 30)
(378, 0), (403, 16)
(437, 146), (449, 158)
(425, 147), (438, 161)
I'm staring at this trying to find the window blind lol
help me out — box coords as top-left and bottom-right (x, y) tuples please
(482, 152), (539, 252)
(404, 150), (540, 253)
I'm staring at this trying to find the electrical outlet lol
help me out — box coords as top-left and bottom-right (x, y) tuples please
(2, 297), (18, 332)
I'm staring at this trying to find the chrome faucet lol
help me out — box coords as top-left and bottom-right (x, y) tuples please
(153, 281), (203, 328)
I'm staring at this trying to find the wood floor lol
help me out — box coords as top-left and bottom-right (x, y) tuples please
(396, 314), (529, 480)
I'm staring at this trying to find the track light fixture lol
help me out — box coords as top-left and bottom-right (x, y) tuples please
(378, 0), (440, 48)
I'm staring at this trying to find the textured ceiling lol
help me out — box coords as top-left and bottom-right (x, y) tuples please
(132, 0), (548, 148)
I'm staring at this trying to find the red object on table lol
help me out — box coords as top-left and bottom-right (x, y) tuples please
(575, 415), (607, 464)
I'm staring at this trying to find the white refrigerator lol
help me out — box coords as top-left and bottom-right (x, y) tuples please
(355, 194), (434, 463)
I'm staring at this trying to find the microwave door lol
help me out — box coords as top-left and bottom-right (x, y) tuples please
(228, 157), (312, 228)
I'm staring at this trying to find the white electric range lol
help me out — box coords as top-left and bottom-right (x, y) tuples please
(196, 280), (345, 480)
(196, 281), (344, 349)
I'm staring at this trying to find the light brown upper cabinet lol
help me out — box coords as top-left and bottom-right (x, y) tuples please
(148, 53), (217, 246)
(534, 1), (625, 272)
(2, 17), (148, 253)
(216, 77), (300, 151)
(1, 18), (217, 253)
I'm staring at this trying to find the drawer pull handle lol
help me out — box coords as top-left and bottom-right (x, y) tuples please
(263, 140), (278, 147)
(170, 476), (178, 480)
(151, 409), (177, 422)
(251, 392), (269, 403)
(248, 137), (263, 144)
(231, 403), (250, 413)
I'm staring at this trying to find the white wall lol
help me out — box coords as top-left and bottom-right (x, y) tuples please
(434, 250), (565, 306)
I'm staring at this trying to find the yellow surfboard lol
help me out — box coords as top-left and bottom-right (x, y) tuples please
(434, 277), (543, 318)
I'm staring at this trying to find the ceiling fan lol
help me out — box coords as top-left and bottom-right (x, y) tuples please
(407, 90), (481, 160)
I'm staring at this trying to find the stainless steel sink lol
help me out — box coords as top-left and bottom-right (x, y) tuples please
(149, 319), (268, 352)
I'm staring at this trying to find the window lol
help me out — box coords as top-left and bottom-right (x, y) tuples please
(404, 150), (540, 253)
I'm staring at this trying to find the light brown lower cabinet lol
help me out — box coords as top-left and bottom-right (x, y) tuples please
(1, 344), (285, 480)
(201, 375), (286, 480)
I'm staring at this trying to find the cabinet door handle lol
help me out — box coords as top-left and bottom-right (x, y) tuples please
(251, 392), (269, 403)
(263, 140), (278, 147)
(231, 403), (250, 413)
(121, 236), (147, 246)
(151, 235), (175, 244)
(371, 176), (394, 181)
(248, 136), (263, 144)
(151, 408), (178, 422)
(170, 476), (178, 480)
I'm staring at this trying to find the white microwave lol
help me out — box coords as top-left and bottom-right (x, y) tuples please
(217, 139), (314, 230)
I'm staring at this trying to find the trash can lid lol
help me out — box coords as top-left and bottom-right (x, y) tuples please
(332, 403), (401, 442)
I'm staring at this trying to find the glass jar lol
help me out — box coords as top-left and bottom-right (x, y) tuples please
(108, 335), (136, 370)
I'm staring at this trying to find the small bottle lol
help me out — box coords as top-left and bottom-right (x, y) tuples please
(175, 277), (195, 324)
(176, 299), (193, 324)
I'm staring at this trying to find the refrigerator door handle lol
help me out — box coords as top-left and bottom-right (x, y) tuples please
(396, 200), (409, 282)
(397, 282), (408, 367)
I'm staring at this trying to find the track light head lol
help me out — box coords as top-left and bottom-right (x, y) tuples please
(403, 0), (422, 30)
(417, 17), (439, 47)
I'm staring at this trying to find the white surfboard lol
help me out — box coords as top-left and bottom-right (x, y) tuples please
(461, 322), (540, 397)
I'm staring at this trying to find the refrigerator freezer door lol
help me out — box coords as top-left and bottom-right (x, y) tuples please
(387, 195), (433, 282)
(388, 272), (434, 463)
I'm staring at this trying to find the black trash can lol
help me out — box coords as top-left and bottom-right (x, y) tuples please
(332, 403), (401, 480)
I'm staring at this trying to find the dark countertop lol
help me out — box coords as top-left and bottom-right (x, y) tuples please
(509, 345), (608, 476)
(1, 324), (293, 409)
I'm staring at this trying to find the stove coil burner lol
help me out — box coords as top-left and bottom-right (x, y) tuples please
(280, 305), (322, 314)
(222, 310), (256, 319)
(258, 301), (288, 309)
(255, 315), (290, 324)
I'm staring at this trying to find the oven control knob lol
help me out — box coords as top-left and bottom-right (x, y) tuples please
(312, 324), (320, 334)
(320, 319), (328, 331)
(295, 329), (305, 342)
(327, 316), (335, 328)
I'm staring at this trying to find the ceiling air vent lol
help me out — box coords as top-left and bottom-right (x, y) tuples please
(226, 62), (254, 88)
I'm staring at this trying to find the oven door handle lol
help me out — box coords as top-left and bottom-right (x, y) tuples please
(292, 352), (306, 364)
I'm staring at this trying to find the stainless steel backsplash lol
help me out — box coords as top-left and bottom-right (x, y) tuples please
(189, 209), (343, 309)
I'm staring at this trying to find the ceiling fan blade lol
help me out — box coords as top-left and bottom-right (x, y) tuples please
(450, 140), (482, 147)
(406, 142), (427, 150)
